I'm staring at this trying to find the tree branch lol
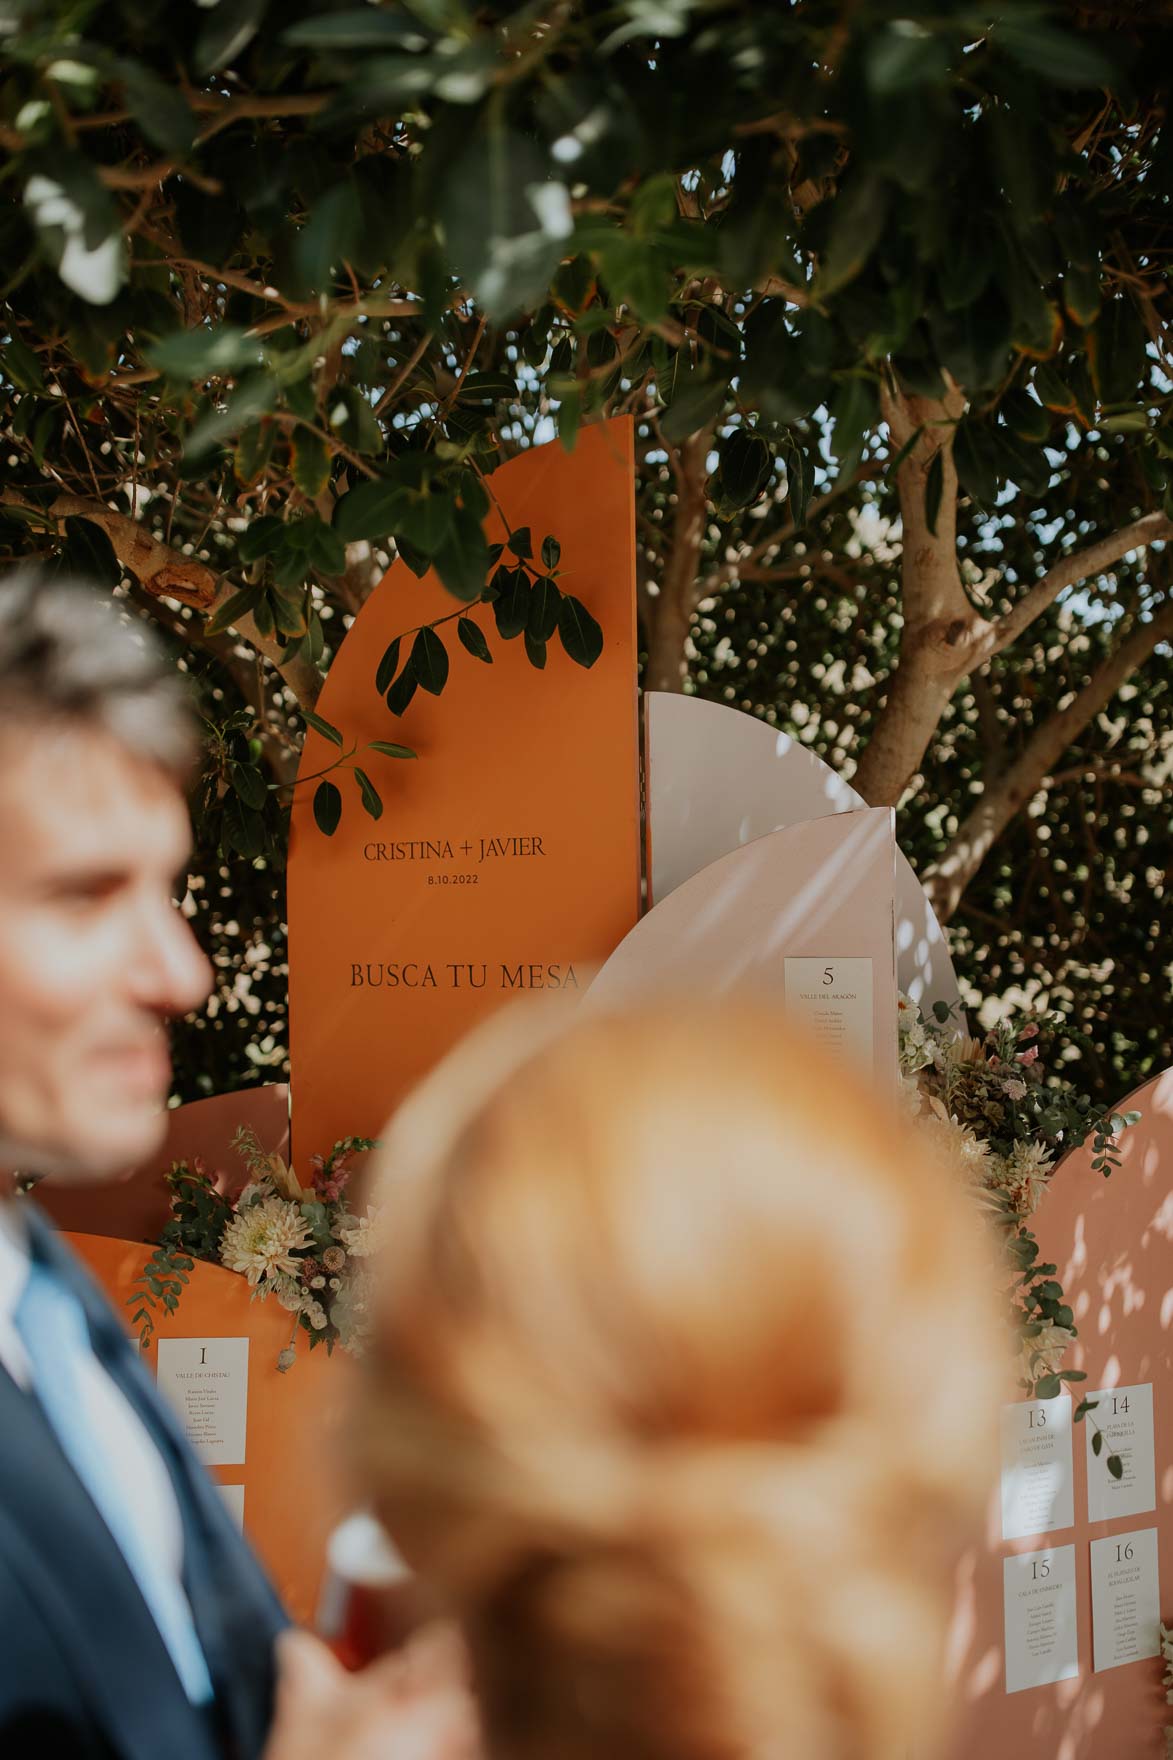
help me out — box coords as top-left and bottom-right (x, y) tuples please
(644, 425), (713, 691)
(851, 376), (973, 805)
(2, 488), (217, 607)
(982, 509), (1173, 662)
(923, 595), (1173, 920)
(3, 487), (323, 708)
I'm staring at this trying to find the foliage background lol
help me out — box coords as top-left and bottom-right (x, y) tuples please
(0, 0), (1169, 1110)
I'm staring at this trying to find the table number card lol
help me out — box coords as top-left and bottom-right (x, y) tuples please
(1090, 1528), (1160, 1672)
(156, 1337), (249, 1466)
(1084, 1384), (1155, 1523)
(1003, 1544), (1079, 1694)
(783, 958), (874, 1073)
(1000, 1395), (1075, 1540)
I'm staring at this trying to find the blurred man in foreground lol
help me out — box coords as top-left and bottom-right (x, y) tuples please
(0, 573), (290, 1757)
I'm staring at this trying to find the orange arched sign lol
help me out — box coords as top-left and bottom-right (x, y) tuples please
(287, 418), (640, 1160)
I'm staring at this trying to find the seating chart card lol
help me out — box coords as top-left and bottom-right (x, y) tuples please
(1003, 1544), (1079, 1694)
(1000, 1395), (1075, 1540)
(1084, 1384), (1155, 1523)
(783, 958), (874, 1073)
(156, 1337), (249, 1466)
(1090, 1528), (1159, 1672)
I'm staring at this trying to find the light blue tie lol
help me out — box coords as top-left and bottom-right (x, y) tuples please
(13, 1256), (215, 1704)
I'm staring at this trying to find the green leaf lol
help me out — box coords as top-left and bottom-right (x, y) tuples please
(1092, 1429), (1103, 1456)
(236, 514), (285, 564)
(367, 741), (416, 759)
(458, 469), (490, 523)
(507, 526), (533, 560)
(283, 10), (429, 47)
(433, 504), (490, 603)
(524, 631), (547, 669)
(1001, 389), (1050, 444)
(2, 333), (46, 393)
(660, 367), (729, 443)
(117, 59), (196, 158)
(43, 515), (115, 591)
(817, 174), (890, 298)
(953, 420), (1000, 506)
(780, 435), (811, 527)
(994, 17), (1115, 88)
(222, 793), (265, 859)
(1033, 1373), (1062, 1400)
(385, 664), (417, 717)
(397, 488), (453, 556)
(185, 373), (276, 458)
(558, 594), (603, 668)
(297, 180), (363, 294)
(333, 479), (405, 543)
(305, 519), (346, 578)
(493, 569), (531, 640)
(205, 584), (262, 636)
(924, 447), (945, 537)
(411, 626), (449, 695)
(527, 575), (561, 642)
(292, 427), (331, 498)
(196, 0), (269, 74)
(230, 762), (267, 810)
(557, 386), (581, 451)
(234, 420), (276, 485)
(148, 325), (262, 380)
(439, 126), (568, 319)
(1107, 1454), (1124, 1481)
(270, 588), (308, 639)
(540, 534), (561, 571)
(375, 638), (401, 696)
(353, 766), (383, 821)
(829, 376), (877, 479)
(312, 779), (342, 836)
(1059, 1370), (1087, 1383)
(457, 617), (493, 663)
(302, 709), (343, 747)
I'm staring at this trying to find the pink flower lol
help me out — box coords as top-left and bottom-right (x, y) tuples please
(1019, 1023), (1040, 1041)
(1016, 1045), (1039, 1065)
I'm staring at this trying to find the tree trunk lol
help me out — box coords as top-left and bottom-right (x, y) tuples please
(850, 378), (985, 805)
(643, 428), (711, 693)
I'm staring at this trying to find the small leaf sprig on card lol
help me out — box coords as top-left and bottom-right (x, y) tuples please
(897, 996), (1139, 1426)
(128, 1128), (381, 1371)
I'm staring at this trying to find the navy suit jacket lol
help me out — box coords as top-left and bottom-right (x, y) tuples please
(0, 1206), (288, 1760)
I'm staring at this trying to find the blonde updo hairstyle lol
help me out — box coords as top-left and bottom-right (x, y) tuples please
(356, 1004), (1002, 1760)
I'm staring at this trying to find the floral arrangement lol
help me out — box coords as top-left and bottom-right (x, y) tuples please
(128, 1127), (383, 1370)
(898, 996), (1139, 1452)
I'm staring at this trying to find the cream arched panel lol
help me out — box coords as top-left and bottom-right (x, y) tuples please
(589, 807), (899, 1084)
(644, 692), (961, 1015)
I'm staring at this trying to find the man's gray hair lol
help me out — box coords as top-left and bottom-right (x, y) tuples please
(0, 571), (194, 776)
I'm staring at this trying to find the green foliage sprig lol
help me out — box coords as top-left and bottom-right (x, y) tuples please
(899, 997), (1140, 1465)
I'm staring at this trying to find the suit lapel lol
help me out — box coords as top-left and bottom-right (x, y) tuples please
(0, 1362), (221, 1760)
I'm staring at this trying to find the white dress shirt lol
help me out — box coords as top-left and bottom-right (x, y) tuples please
(0, 1201), (190, 1630)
